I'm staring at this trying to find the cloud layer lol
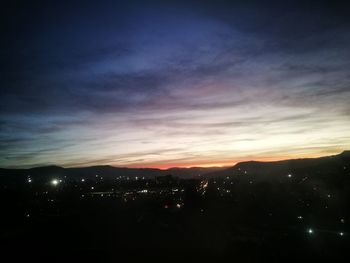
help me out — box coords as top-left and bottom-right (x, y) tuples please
(1, 1), (350, 168)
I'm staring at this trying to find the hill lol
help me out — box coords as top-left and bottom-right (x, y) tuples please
(0, 164), (225, 180)
(205, 151), (350, 184)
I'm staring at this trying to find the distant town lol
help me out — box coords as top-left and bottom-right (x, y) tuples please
(1, 151), (349, 261)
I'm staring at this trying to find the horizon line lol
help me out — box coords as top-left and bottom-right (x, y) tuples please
(1, 150), (348, 170)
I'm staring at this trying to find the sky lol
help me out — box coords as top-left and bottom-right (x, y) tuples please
(1, 0), (350, 169)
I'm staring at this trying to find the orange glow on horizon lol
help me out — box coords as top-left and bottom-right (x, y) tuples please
(114, 151), (334, 170)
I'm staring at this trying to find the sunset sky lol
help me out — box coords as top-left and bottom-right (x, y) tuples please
(1, 0), (350, 168)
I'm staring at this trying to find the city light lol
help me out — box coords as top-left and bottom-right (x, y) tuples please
(51, 179), (59, 186)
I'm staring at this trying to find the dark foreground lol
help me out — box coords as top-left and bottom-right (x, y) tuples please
(1, 152), (350, 262)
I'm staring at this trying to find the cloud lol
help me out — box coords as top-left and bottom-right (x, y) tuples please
(1, 1), (350, 168)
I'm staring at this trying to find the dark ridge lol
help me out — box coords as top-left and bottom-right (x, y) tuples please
(1, 151), (349, 180)
(205, 150), (350, 180)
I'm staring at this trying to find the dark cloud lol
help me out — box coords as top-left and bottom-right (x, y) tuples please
(1, 0), (350, 168)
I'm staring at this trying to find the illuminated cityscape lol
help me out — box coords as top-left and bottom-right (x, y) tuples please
(1, 151), (350, 261)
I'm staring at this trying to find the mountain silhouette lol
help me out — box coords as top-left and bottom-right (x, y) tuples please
(0, 164), (224, 180)
(1, 151), (349, 183)
(206, 150), (350, 185)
